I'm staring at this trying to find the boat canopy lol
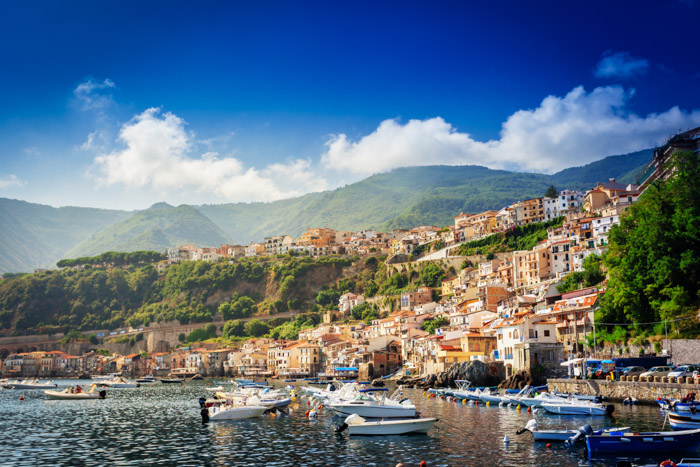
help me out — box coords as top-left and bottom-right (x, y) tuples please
(560, 358), (586, 366)
(334, 367), (359, 371)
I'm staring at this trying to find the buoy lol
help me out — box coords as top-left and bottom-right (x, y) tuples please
(305, 410), (310, 417)
(292, 397), (296, 402)
(503, 435), (509, 443)
(307, 400), (311, 406)
(19, 395), (25, 401)
(546, 443), (551, 449)
(517, 405), (521, 411)
(270, 412), (275, 418)
(527, 406), (532, 413)
(462, 398), (466, 405)
(486, 401), (490, 407)
(475, 401), (478, 405)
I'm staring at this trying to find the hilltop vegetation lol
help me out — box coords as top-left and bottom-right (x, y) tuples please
(455, 217), (565, 257)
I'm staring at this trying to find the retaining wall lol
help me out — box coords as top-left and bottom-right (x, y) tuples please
(547, 378), (700, 405)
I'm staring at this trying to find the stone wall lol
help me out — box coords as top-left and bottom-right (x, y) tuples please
(547, 378), (700, 404)
(669, 339), (700, 365)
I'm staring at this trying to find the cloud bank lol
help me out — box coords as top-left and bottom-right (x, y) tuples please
(92, 85), (700, 203)
(322, 85), (700, 175)
(594, 51), (650, 78)
(93, 108), (326, 202)
(0, 174), (25, 189)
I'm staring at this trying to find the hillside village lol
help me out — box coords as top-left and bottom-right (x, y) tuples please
(1, 127), (697, 384)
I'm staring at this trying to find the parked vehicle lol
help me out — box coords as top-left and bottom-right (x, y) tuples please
(616, 366), (646, 378)
(639, 366), (673, 378)
(670, 365), (698, 379)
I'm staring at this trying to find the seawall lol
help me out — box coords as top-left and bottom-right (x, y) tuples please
(547, 378), (699, 405)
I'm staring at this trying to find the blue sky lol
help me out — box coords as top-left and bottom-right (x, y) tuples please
(1, 1), (699, 210)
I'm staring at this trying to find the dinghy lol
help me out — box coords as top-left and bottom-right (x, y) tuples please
(336, 414), (437, 435)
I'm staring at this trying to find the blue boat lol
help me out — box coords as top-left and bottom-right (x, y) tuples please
(670, 412), (700, 430)
(570, 424), (700, 454)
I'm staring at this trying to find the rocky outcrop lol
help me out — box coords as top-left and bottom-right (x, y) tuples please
(395, 360), (503, 388)
(498, 370), (544, 389)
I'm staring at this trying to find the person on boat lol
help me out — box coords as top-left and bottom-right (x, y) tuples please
(76, 385), (82, 394)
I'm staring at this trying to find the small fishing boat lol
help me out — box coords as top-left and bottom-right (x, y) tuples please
(160, 378), (184, 384)
(567, 424), (700, 454)
(45, 386), (107, 400)
(669, 412), (700, 430)
(336, 414), (437, 435)
(199, 398), (267, 421)
(516, 419), (630, 442)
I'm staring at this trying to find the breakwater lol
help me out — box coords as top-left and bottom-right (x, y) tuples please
(548, 378), (700, 405)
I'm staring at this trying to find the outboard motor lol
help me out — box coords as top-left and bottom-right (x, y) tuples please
(565, 424), (593, 447)
(200, 407), (210, 424)
(516, 418), (538, 435)
(198, 397), (207, 409)
(99, 390), (107, 400)
(605, 404), (615, 416)
(334, 423), (348, 433)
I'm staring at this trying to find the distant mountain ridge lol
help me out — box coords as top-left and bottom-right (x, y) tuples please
(0, 148), (652, 273)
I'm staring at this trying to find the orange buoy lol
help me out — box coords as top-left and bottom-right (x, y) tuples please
(19, 395), (25, 401)
(546, 443), (551, 449)
(527, 406), (532, 413)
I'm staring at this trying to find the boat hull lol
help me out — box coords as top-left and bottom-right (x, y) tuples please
(541, 403), (607, 416)
(586, 429), (700, 454)
(347, 418), (437, 435)
(328, 403), (416, 418)
(45, 390), (104, 400)
(670, 413), (700, 430)
(209, 405), (267, 421)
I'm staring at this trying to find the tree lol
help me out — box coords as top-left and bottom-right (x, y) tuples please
(351, 302), (372, 321)
(421, 316), (449, 334)
(316, 288), (340, 308)
(245, 319), (270, 337)
(223, 296), (257, 320)
(222, 320), (244, 338)
(204, 323), (217, 338)
(545, 185), (558, 198)
(601, 150), (700, 333)
(178, 333), (186, 343)
(88, 334), (98, 345)
(419, 263), (445, 288)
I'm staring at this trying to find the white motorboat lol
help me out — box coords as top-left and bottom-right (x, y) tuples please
(45, 386), (107, 400)
(136, 376), (158, 384)
(478, 388), (507, 404)
(201, 400), (267, 421)
(97, 376), (139, 388)
(541, 399), (614, 416)
(337, 414), (437, 435)
(516, 419), (629, 441)
(516, 392), (571, 407)
(327, 388), (416, 418)
(5, 379), (57, 389)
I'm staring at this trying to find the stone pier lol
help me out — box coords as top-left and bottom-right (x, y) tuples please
(547, 378), (700, 405)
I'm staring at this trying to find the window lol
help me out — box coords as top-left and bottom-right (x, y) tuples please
(544, 330), (550, 337)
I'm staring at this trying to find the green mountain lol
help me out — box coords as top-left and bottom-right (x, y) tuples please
(65, 204), (232, 258)
(0, 198), (131, 273)
(0, 148), (653, 273)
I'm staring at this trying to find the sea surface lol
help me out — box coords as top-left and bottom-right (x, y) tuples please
(0, 380), (691, 466)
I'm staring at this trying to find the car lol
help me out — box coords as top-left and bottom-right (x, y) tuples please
(639, 366), (673, 378)
(669, 365), (697, 379)
(618, 366), (646, 377)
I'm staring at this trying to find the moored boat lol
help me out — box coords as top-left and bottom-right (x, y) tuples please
(567, 424), (700, 454)
(5, 379), (57, 389)
(327, 388), (416, 419)
(336, 414), (437, 435)
(669, 412), (700, 430)
(516, 419), (630, 442)
(160, 378), (184, 384)
(45, 386), (107, 400)
(98, 376), (139, 388)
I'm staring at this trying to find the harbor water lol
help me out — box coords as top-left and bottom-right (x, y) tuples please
(0, 380), (688, 466)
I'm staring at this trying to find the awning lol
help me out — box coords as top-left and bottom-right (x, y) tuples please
(560, 358), (585, 366)
(334, 367), (359, 371)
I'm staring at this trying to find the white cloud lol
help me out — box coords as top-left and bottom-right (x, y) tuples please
(22, 146), (40, 156)
(93, 108), (325, 202)
(594, 51), (650, 78)
(322, 85), (700, 174)
(73, 78), (116, 110)
(0, 174), (25, 188)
